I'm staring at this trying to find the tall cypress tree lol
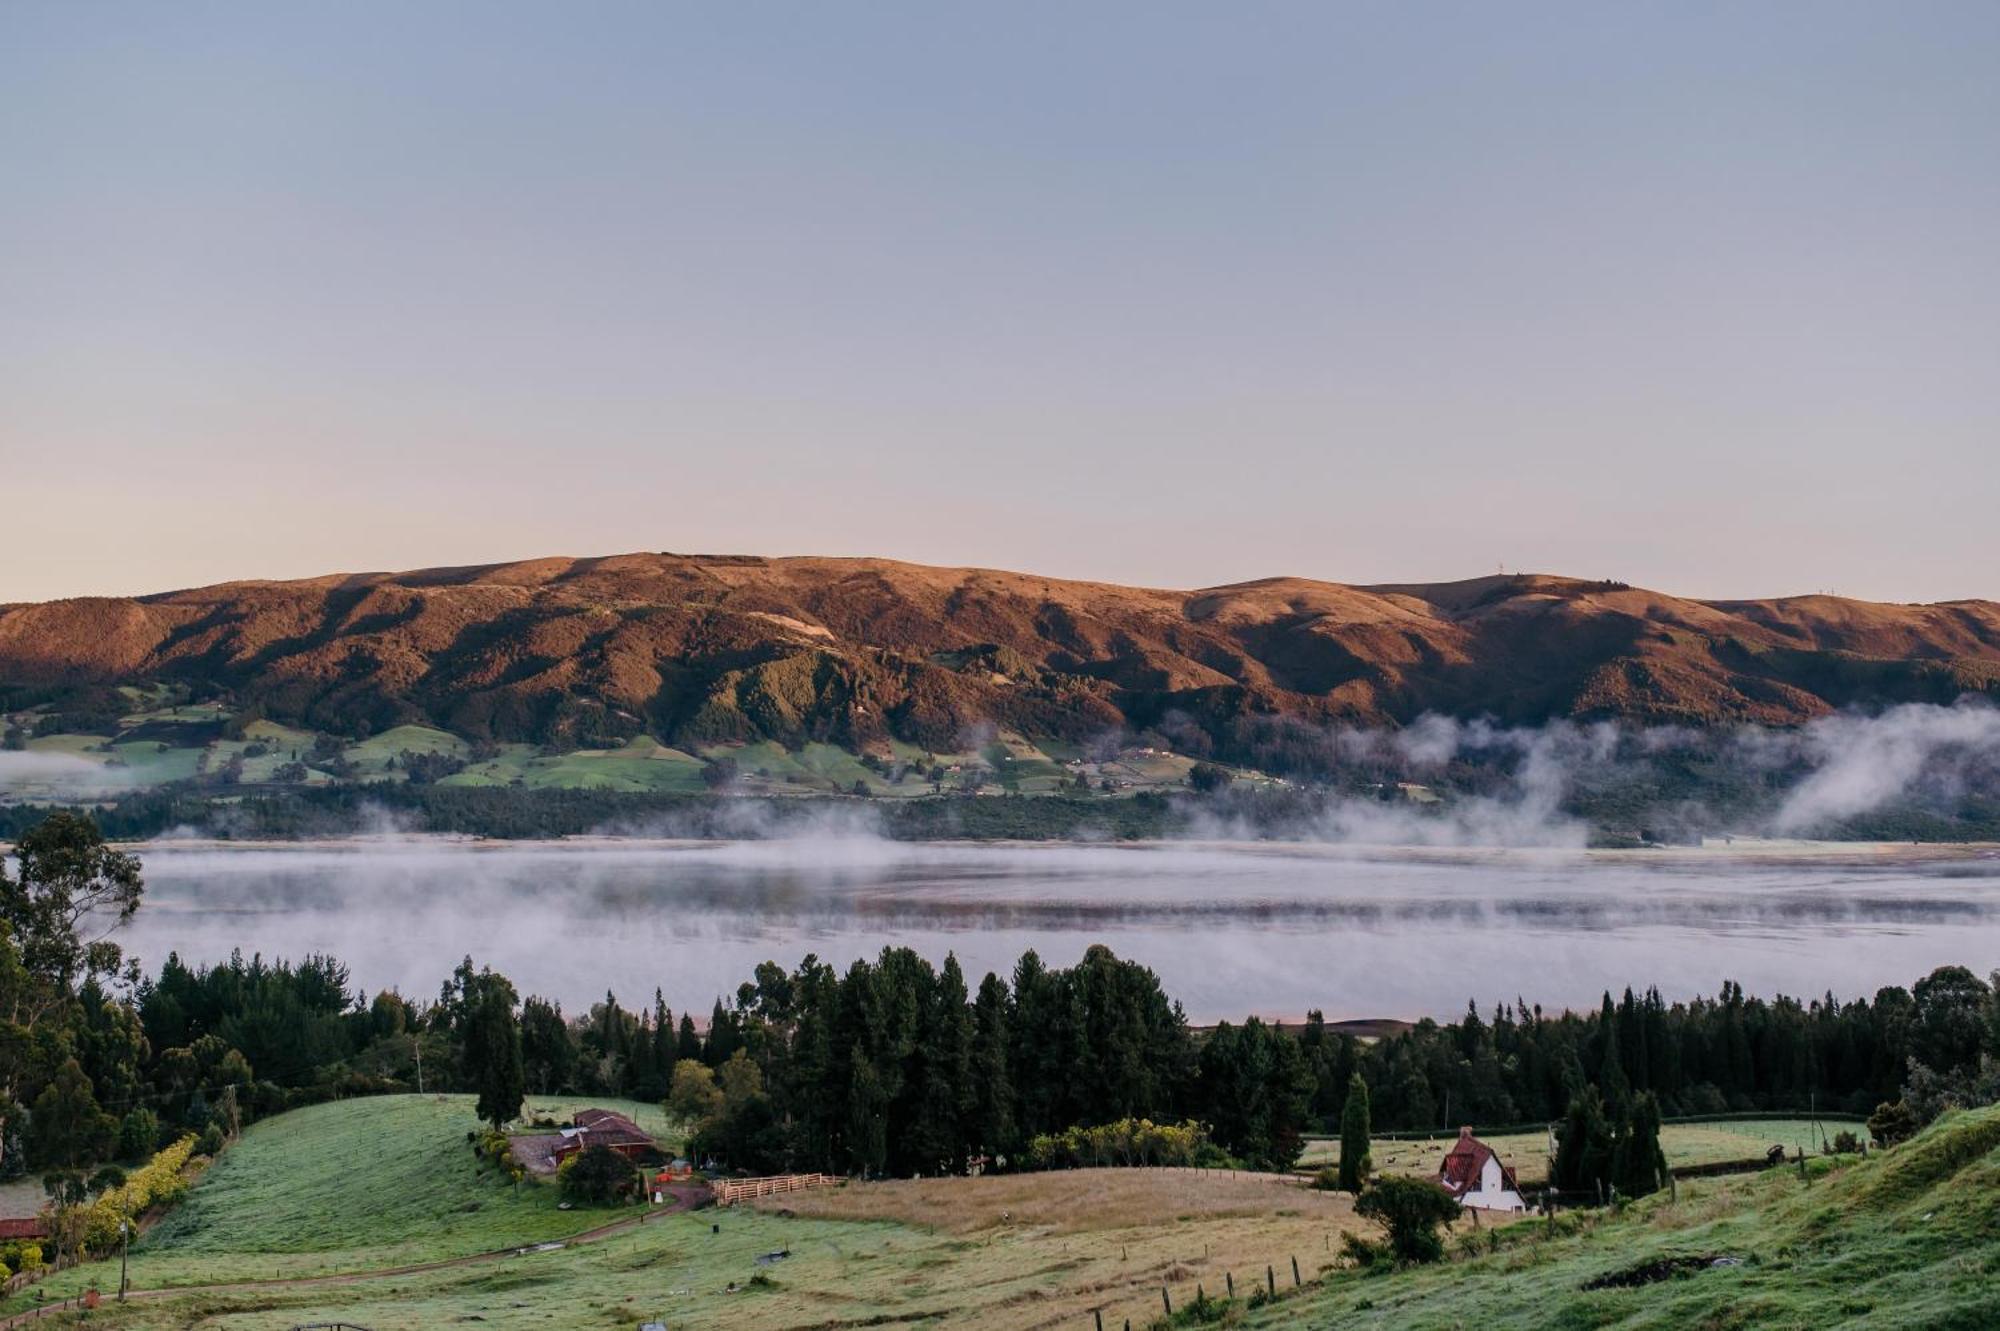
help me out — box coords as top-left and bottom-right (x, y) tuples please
(468, 984), (525, 1131)
(1338, 1071), (1372, 1192)
(971, 972), (1015, 1163)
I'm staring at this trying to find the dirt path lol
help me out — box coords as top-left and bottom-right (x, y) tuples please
(0, 1194), (704, 1327)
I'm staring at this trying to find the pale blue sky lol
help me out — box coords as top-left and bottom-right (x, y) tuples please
(3, 2), (1995, 603)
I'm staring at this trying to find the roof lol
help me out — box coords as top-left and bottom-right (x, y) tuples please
(1437, 1127), (1519, 1198)
(569, 1108), (654, 1149)
(0, 1218), (48, 1240)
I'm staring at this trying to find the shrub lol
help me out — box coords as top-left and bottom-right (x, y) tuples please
(1831, 1130), (1861, 1155)
(1868, 1099), (1917, 1146)
(1024, 1118), (1213, 1170)
(1354, 1175), (1462, 1265)
(76, 1136), (196, 1255)
(1339, 1231), (1384, 1268)
(1310, 1167), (1342, 1191)
(559, 1145), (638, 1205)
(196, 1124), (225, 1157)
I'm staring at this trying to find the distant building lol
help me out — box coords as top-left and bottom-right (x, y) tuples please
(0, 1217), (47, 1241)
(551, 1108), (657, 1165)
(1437, 1127), (1526, 1212)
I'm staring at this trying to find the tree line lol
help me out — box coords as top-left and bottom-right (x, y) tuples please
(4, 813), (1998, 1190)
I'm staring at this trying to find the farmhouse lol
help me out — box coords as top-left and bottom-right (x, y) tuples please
(1437, 1127), (1526, 1212)
(0, 1218), (47, 1242)
(551, 1108), (657, 1165)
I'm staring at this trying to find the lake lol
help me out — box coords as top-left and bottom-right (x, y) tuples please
(110, 837), (2000, 1021)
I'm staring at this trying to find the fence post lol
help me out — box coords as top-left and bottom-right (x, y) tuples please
(1095, 1311), (1104, 1331)
(1292, 1256), (1301, 1287)
(1162, 1286), (1172, 1316)
(1267, 1264), (1276, 1296)
(1226, 1271), (1234, 1299)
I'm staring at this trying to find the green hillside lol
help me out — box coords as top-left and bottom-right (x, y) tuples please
(1252, 1105), (2000, 1330)
(7, 1099), (1999, 1329)
(56, 1095), (668, 1290)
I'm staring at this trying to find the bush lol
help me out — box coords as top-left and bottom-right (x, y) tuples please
(1025, 1118), (1213, 1170)
(559, 1145), (638, 1205)
(1354, 1175), (1462, 1265)
(1339, 1231), (1384, 1268)
(1310, 1167), (1342, 1191)
(76, 1136), (196, 1255)
(196, 1124), (224, 1157)
(1868, 1099), (1917, 1146)
(1831, 1130), (1861, 1155)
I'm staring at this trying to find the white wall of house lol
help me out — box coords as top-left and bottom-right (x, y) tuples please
(1459, 1155), (1526, 1212)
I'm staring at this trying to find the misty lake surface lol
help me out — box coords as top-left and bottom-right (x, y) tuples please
(112, 838), (2000, 1021)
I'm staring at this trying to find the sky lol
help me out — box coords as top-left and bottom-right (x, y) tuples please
(3, 2), (1996, 605)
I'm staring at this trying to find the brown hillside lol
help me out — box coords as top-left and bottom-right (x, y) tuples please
(2, 554), (1995, 751)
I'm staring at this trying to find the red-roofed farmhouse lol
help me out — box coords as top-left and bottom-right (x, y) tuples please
(1437, 1127), (1526, 1212)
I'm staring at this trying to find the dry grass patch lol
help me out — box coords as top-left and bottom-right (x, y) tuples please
(752, 1167), (1346, 1235)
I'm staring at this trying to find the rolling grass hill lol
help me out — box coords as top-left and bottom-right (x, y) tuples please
(7, 1099), (1998, 1329)
(1247, 1104), (2000, 1330)
(42, 1095), (673, 1291)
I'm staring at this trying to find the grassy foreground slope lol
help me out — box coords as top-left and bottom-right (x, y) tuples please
(1255, 1105), (2000, 1331)
(8, 1103), (1997, 1329)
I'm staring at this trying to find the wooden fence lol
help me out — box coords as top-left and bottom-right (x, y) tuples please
(710, 1173), (841, 1206)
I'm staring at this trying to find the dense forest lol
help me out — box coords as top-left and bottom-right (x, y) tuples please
(3, 813), (1997, 1195)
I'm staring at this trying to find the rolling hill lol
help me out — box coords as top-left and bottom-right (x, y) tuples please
(3, 553), (1997, 759)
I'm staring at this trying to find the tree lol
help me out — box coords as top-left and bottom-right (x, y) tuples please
(1553, 1086), (1615, 1196)
(1355, 1175), (1462, 1264)
(970, 972), (1015, 1162)
(465, 982), (524, 1131)
(29, 1059), (114, 1168)
(0, 813), (142, 1016)
(1610, 1091), (1668, 1197)
(1187, 763), (1232, 794)
(667, 1059), (723, 1128)
(520, 996), (574, 1094)
(1338, 1072), (1373, 1192)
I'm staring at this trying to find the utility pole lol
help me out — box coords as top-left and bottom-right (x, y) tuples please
(119, 1214), (129, 1299)
(414, 1035), (425, 1095)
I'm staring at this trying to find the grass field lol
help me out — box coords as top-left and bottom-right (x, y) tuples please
(1245, 1106), (2000, 1329)
(1, 1098), (1373, 1329)
(8, 1102), (1998, 1330)
(1297, 1118), (1842, 1187)
(0, 1095), (662, 1305)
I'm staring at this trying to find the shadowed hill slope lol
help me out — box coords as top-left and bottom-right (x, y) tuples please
(3, 553), (1996, 752)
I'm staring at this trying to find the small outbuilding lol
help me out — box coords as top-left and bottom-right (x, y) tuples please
(1437, 1127), (1526, 1212)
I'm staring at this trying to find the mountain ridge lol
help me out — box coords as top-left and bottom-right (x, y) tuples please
(4, 552), (1997, 755)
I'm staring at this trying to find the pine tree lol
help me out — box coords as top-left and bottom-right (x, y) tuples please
(1338, 1071), (1372, 1192)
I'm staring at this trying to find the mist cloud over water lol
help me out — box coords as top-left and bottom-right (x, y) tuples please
(1183, 698), (2000, 847)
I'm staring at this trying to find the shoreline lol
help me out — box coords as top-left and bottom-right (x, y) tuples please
(83, 832), (2000, 865)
